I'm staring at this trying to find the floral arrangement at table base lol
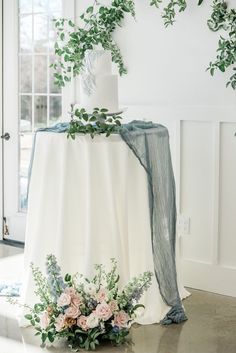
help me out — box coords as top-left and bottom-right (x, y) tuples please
(22, 255), (152, 351)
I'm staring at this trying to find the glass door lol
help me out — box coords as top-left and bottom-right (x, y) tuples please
(3, 0), (74, 242)
(19, 0), (63, 211)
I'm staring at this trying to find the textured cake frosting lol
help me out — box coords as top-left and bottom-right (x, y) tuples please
(79, 50), (119, 113)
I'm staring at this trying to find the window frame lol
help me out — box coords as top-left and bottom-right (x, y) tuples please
(2, 0), (75, 241)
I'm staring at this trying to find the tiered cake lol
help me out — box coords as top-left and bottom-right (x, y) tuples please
(80, 50), (119, 113)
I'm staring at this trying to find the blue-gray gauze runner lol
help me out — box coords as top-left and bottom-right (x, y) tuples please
(27, 120), (187, 325)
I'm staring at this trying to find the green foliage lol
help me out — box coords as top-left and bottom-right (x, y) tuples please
(150, 0), (187, 26)
(118, 271), (153, 315)
(207, 0), (236, 89)
(31, 263), (51, 305)
(52, 0), (135, 87)
(68, 327), (102, 351)
(67, 107), (123, 139)
(152, 0), (236, 89)
(51, 0), (236, 90)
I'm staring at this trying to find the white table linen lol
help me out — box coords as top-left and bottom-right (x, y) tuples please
(20, 132), (188, 325)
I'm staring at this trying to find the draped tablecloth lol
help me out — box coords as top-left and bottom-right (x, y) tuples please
(20, 132), (189, 325)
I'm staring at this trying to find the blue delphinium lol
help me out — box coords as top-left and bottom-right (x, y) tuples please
(118, 271), (153, 310)
(131, 288), (142, 301)
(46, 254), (65, 301)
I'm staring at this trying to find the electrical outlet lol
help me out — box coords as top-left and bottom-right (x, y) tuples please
(177, 214), (190, 236)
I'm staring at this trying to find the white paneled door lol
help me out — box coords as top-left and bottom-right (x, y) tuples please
(180, 117), (236, 297)
(2, 0), (74, 242)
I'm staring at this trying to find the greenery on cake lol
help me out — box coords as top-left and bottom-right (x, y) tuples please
(52, 0), (135, 87)
(150, 0), (236, 89)
(67, 107), (123, 139)
(52, 0), (236, 90)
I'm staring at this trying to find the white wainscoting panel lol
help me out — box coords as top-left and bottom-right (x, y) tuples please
(180, 114), (236, 297)
(180, 121), (214, 263)
(219, 123), (236, 269)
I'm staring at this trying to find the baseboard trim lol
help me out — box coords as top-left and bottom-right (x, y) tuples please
(0, 239), (24, 248)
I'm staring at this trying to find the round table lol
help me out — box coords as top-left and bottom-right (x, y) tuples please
(20, 132), (188, 326)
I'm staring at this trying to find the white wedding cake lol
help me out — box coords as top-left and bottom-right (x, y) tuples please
(79, 50), (119, 113)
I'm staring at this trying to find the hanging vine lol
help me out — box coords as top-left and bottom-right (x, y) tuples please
(150, 0), (236, 89)
(52, 0), (236, 90)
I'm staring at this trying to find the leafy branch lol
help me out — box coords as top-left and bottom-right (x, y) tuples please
(150, 0), (187, 26)
(51, 0), (236, 90)
(151, 0), (236, 89)
(67, 107), (122, 139)
(52, 0), (135, 87)
(207, 0), (236, 89)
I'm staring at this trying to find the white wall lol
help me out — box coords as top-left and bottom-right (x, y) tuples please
(77, 1), (236, 107)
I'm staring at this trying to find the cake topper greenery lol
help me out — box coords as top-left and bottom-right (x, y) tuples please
(52, 0), (236, 90)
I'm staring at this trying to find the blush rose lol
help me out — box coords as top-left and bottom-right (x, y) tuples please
(113, 310), (129, 328)
(57, 292), (71, 307)
(77, 315), (89, 331)
(95, 302), (112, 321)
(65, 305), (81, 319)
(55, 314), (65, 332)
(40, 312), (50, 329)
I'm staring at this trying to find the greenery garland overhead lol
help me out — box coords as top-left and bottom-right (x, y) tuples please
(53, 0), (236, 90)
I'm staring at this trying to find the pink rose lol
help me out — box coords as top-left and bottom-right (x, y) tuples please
(113, 310), (129, 328)
(55, 314), (65, 332)
(40, 311), (50, 329)
(109, 300), (119, 313)
(71, 293), (83, 308)
(77, 315), (89, 331)
(57, 292), (71, 307)
(65, 305), (81, 319)
(96, 288), (108, 303)
(95, 302), (112, 321)
(64, 287), (76, 296)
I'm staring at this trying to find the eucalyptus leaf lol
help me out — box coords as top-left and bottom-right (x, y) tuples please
(25, 314), (32, 320)
(67, 107), (123, 139)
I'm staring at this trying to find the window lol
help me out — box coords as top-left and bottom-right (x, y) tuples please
(19, 0), (63, 210)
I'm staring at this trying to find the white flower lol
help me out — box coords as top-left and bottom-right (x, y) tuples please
(86, 313), (99, 329)
(84, 282), (97, 296)
(134, 306), (145, 318)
